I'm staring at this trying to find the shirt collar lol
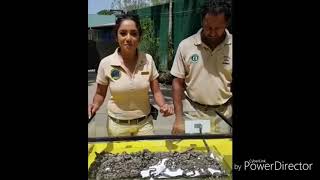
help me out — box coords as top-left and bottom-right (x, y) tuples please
(110, 47), (146, 67)
(109, 48), (122, 66)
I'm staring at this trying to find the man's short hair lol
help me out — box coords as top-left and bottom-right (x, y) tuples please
(201, 0), (232, 22)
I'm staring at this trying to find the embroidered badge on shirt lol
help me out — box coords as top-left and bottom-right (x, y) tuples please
(190, 54), (199, 63)
(111, 68), (121, 80)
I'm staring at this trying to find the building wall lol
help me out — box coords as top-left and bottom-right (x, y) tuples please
(88, 26), (118, 70)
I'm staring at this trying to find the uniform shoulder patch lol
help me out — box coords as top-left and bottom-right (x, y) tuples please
(189, 54), (199, 63)
(111, 68), (121, 80)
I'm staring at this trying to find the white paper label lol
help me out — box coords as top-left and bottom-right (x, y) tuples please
(185, 119), (211, 134)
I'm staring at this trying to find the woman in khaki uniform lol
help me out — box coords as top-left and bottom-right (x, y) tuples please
(88, 13), (173, 136)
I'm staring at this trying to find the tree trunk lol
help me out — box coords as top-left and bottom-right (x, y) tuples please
(167, 0), (173, 71)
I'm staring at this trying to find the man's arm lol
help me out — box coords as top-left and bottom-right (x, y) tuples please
(172, 77), (185, 134)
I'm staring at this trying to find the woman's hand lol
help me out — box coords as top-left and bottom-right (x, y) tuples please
(88, 83), (108, 120)
(88, 103), (99, 119)
(159, 104), (174, 117)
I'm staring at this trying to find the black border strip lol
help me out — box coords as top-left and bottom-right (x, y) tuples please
(88, 134), (232, 142)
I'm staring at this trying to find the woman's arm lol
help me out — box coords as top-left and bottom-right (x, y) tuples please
(150, 79), (173, 117)
(88, 83), (108, 118)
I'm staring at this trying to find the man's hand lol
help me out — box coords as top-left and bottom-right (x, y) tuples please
(171, 117), (185, 135)
(160, 104), (174, 117)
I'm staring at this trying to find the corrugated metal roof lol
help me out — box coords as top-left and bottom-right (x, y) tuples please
(88, 14), (116, 28)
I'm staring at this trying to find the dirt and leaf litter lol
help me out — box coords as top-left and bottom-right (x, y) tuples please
(88, 148), (230, 180)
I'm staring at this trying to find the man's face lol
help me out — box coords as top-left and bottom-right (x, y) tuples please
(202, 13), (228, 45)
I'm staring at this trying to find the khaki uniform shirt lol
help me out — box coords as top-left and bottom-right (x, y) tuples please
(96, 48), (159, 119)
(170, 28), (232, 105)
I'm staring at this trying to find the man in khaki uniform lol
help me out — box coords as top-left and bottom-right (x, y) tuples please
(170, 0), (232, 134)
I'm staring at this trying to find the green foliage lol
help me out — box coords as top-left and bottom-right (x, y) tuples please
(111, 0), (150, 12)
(167, 40), (174, 70)
(97, 10), (113, 15)
(151, 0), (169, 6)
(139, 18), (160, 69)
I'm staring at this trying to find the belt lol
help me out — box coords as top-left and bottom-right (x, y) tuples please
(109, 114), (150, 125)
(185, 96), (231, 109)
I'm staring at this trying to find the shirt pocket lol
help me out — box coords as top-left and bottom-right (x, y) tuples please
(219, 48), (232, 72)
(139, 64), (152, 82)
(217, 51), (232, 82)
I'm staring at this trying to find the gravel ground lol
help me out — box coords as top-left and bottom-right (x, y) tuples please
(88, 149), (230, 180)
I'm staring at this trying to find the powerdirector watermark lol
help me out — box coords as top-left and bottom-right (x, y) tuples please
(234, 159), (313, 171)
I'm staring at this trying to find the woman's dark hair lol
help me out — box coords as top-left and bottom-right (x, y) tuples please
(113, 12), (142, 38)
(201, 0), (231, 22)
